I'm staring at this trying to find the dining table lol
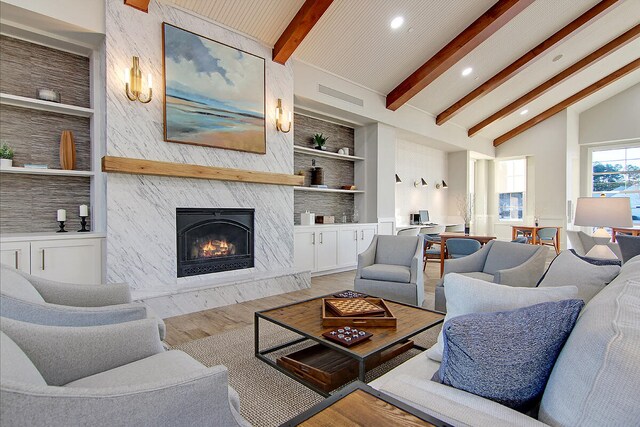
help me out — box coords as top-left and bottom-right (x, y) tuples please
(511, 225), (562, 253)
(610, 226), (640, 242)
(438, 232), (497, 276)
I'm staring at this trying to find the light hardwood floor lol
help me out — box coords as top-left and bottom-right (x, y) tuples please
(164, 260), (442, 346)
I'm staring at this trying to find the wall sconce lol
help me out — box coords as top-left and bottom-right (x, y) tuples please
(275, 98), (292, 133)
(124, 56), (152, 103)
(414, 178), (428, 188)
(395, 174), (402, 184)
(436, 180), (448, 189)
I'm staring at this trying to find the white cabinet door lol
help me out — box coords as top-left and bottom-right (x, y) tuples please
(294, 231), (316, 273)
(357, 226), (377, 254)
(316, 230), (339, 271)
(30, 238), (102, 284)
(338, 228), (358, 267)
(0, 241), (30, 273)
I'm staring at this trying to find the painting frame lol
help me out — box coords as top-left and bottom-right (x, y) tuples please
(162, 22), (266, 154)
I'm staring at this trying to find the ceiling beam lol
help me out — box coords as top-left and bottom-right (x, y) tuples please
(123, 0), (150, 13)
(493, 58), (640, 147)
(272, 0), (333, 65)
(470, 24), (640, 136)
(436, 0), (621, 125)
(385, 0), (535, 111)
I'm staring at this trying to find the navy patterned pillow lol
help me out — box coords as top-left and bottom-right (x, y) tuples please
(433, 299), (584, 412)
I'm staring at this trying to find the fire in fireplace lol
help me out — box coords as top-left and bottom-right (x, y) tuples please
(177, 208), (254, 277)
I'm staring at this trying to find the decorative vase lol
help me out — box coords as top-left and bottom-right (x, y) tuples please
(0, 158), (12, 168)
(60, 130), (76, 170)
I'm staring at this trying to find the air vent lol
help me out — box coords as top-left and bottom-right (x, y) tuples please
(318, 84), (364, 107)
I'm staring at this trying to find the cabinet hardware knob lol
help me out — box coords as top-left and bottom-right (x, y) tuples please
(14, 250), (19, 269)
(41, 250), (45, 270)
(312, 232), (315, 245)
(320, 232), (323, 244)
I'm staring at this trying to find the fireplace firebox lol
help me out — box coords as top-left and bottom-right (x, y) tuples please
(176, 208), (254, 278)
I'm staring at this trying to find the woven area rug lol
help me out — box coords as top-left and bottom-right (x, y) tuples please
(173, 321), (442, 427)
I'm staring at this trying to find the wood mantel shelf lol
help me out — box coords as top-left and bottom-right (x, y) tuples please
(101, 156), (304, 186)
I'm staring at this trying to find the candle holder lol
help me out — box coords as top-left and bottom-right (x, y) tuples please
(57, 220), (68, 233)
(78, 216), (89, 232)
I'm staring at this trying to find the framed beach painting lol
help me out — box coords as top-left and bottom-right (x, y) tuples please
(162, 23), (266, 154)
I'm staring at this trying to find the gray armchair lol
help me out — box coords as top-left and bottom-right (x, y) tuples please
(0, 264), (165, 340)
(355, 235), (424, 306)
(0, 317), (249, 427)
(566, 230), (621, 259)
(435, 240), (548, 312)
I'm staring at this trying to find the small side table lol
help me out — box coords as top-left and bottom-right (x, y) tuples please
(280, 381), (451, 427)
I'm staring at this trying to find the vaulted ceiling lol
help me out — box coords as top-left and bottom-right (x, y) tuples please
(169, 0), (640, 144)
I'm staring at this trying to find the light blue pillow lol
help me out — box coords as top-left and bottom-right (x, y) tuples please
(433, 299), (584, 411)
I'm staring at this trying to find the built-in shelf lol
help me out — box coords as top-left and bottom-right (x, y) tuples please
(294, 145), (364, 161)
(0, 166), (94, 177)
(0, 93), (94, 117)
(294, 186), (364, 194)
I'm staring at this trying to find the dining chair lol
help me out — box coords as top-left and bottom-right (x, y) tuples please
(537, 227), (559, 254)
(445, 238), (481, 259)
(397, 227), (420, 236)
(511, 237), (529, 244)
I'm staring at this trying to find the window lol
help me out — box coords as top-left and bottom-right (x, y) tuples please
(592, 145), (640, 223)
(496, 159), (526, 221)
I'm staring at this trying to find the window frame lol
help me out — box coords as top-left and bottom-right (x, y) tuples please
(496, 158), (527, 222)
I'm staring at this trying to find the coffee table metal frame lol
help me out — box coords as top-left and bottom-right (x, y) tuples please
(255, 291), (444, 397)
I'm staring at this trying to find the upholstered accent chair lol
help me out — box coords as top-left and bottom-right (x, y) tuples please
(0, 317), (249, 427)
(0, 264), (165, 340)
(435, 240), (548, 312)
(445, 238), (481, 259)
(355, 235), (424, 306)
(566, 230), (621, 259)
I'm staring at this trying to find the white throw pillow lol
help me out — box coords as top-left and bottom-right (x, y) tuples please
(426, 273), (579, 362)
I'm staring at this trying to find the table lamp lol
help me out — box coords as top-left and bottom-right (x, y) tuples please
(573, 197), (632, 259)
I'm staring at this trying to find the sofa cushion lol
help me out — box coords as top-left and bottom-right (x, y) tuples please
(0, 331), (46, 386)
(426, 273), (579, 362)
(0, 267), (45, 304)
(65, 350), (206, 388)
(537, 250), (620, 303)
(482, 241), (540, 275)
(538, 278), (640, 426)
(361, 264), (411, 283)
(615, 234), (640, 264)
(434, 300), (583, 411)
(374, 235), (418, 267)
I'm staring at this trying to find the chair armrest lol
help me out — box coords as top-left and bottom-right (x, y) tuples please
(410, 237), (424, 285)
(443, 244), (489, 275)
(0, 318), (164, 386)
(20, 273), (132, 306)
(0, 296), (148, 327)
(356, 235), (378, 278)
(0, 365), (250, 427)
(493, 247), (548, 287)
(377, 374), (548, 427)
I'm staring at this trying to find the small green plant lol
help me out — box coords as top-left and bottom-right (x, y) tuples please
(313, 133), (328, 148)
(0, 142), (14, 160)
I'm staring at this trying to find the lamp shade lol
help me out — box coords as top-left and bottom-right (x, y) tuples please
(573, 197), (632, 228)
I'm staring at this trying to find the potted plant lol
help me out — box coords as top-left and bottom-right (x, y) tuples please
(0, 142), (14, 168)
(313, 133), (328, 150)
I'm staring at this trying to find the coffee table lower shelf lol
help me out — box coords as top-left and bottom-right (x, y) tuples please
(277, 341), (414, 393)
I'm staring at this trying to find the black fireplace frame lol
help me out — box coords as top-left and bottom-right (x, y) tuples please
(176, 208), (255, 278)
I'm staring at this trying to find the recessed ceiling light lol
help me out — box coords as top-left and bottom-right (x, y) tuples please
(390, 16), (404, 29)
(462, 67), (473, 76)
(520, 109), (529, 115)
(552, 54), (563, 62)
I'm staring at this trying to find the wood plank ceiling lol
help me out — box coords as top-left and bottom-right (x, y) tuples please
(168, 0), (640, 145)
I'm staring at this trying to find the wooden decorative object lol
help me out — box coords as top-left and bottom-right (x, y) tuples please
(325, 298), (385, 317)
(322, 298), (397, 327)
(59, 130), (76, 170)
(314, 215), (334, 224)
(333, 290), (368, 298)
(101, 156), (304, 186)
(322, 327), (373, 347)
(124, 0), (150, 13)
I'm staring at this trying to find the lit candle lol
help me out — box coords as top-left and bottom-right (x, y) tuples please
(123, 68), (130, 85)
(147, 73), (152, 89)
(79, 205), (88, 217)
(57, 209), (66, 221)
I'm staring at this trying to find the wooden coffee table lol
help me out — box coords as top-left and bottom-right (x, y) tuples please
(255, 291), (444, 396)
(280, 381), (451, 426)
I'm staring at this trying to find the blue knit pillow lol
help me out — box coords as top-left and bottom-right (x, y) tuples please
(433, 299), (584, 411)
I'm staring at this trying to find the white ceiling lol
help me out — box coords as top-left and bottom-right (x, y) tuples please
(168, 0), (640, 142)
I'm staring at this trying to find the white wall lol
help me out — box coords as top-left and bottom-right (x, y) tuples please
(1, 0), (105, 34)
(394, 139), (448, 226)
(580, 83), (640, 145)
(446, 151), (470, 226)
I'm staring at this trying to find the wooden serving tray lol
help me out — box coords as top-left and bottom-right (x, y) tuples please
(325, 298), (385, 317)
(322, 298), (397, 328)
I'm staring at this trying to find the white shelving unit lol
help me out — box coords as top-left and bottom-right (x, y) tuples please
(0, 166), (94, 177)
(294, 145), (364, 161)
(0, 93), (94, 117)
(294, 186), (364, 194)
